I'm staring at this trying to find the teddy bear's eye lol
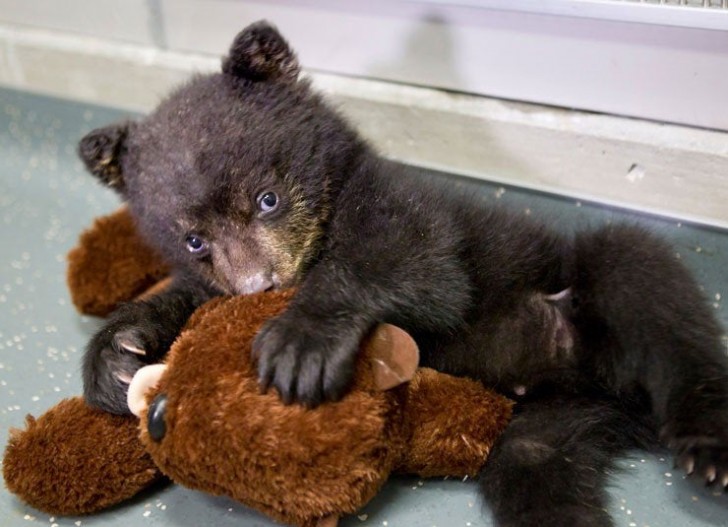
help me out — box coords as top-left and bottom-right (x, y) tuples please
(257, 191), (279, 214)
(185, 234), (209, 256)
(147, 393), (168, 442)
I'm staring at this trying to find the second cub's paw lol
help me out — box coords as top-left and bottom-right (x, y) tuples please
(253, 311), (364, 407)
(673, 436), (728, 488)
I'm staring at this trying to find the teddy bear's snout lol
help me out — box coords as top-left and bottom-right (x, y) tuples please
(147, 393), (168, 442)
(127, 363), (167, 418)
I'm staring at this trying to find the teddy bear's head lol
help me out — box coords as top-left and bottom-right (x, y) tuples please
(127, 289), (419, 527)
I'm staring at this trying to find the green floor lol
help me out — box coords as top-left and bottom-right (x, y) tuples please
(1, 87), (727, 527)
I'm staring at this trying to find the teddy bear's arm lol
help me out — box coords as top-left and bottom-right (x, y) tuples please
(67, 208), (170, 317)
(3, 397), (163, 515)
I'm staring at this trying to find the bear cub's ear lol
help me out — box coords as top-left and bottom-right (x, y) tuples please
(77, 123), (130, 193)
(222, 21), (300, 83)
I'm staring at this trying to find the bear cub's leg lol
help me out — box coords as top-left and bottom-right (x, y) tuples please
(572, 224), (728, 487)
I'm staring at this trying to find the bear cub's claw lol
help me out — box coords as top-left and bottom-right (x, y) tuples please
(673, 436), (728, 489)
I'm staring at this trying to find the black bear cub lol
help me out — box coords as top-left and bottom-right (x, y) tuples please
(78, 21), (728, 527)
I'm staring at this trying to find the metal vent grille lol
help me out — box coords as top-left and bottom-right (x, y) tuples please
(617, 0), (726, 7)
(419, 1), (728, 29)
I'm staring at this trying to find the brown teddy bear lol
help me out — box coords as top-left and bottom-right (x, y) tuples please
(3, 208), (514, 527)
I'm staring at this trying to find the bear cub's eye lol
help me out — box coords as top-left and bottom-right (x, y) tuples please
(185, 234), (209, 256)
(257, 191), (279, 214)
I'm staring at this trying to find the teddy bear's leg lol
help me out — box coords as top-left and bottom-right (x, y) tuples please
(480, 395), (653, 527)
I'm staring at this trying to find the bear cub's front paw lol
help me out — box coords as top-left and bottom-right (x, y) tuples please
(82, 306), (170, 415)
(253, 310), (364, 407)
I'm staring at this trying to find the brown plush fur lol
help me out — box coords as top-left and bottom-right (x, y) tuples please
(141, 291), (409, 525)
(3, 398), (161, 515)
(67, 207), (169, 316)
(3, 209), (513, 525)
(136, 290), (512, 526)
(398, 368), (510, 478)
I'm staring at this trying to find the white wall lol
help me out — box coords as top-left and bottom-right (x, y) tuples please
(0, 0), (727, 130)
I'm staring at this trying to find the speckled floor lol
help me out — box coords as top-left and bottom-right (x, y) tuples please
(1, 86), (728, 527)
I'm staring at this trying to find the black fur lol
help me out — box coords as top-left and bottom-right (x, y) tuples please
(78, 21), (728, 525)
(482, 395), (655, 527)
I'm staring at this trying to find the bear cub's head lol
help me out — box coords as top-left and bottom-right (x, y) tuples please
(78, 21), (367, 295)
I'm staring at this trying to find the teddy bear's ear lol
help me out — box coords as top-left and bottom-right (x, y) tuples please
(77, 122), (131, 194)
(367, 324), (420, 391)
(222, 21), (300, 83)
